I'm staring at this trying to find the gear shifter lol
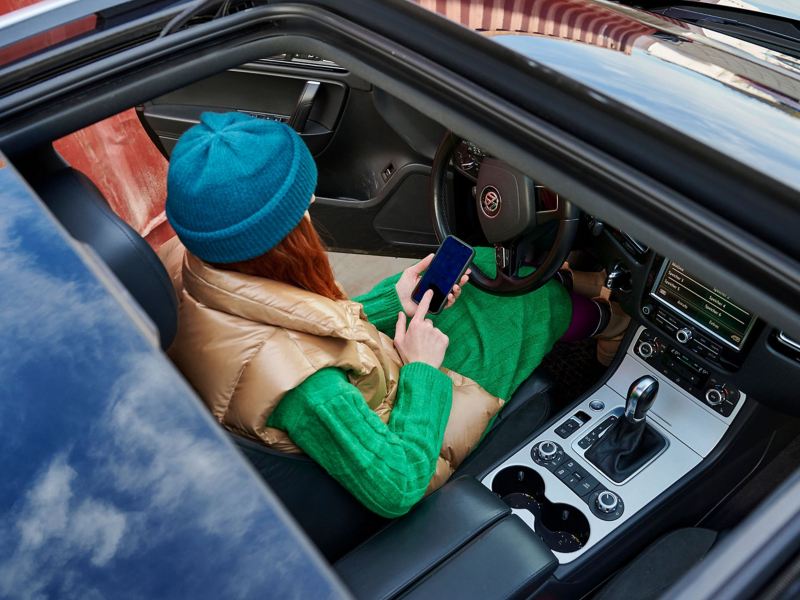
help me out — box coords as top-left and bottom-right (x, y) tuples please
(624, 376), (659, 423)
(585, 376), (666, 483)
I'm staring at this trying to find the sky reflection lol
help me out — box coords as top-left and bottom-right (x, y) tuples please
(495, 34), (800, 193)
(0, 160), (345, 599)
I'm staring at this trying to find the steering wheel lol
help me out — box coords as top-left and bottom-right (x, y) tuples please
(431, 132), (580, 295)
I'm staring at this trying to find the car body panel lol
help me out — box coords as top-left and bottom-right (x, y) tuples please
(493, 31), (800, 190)
(417, 0), (800, 194)
(0, 154), (347, 599)
(691, 0), (800, 22)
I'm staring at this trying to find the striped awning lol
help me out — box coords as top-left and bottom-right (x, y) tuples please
(414, 0), (656, 54)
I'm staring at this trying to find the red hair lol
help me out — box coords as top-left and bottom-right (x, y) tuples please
(216, 217), (346, 301)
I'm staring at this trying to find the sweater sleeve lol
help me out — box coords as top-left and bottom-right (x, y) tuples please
(353, 273), (404, 335)
(267, 362), (453, 518)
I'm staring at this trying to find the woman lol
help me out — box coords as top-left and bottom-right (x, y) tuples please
(166, 112), (620, 518)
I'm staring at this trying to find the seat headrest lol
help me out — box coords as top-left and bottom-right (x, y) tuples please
(32, 167), (178, 349)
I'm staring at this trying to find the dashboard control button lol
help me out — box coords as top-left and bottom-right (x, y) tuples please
(564, 466), (599, 497)
(586, 489), (625, 520)
(638, 341), (654, 358)
(705, 386), (727, 406)
(589, 400), (605, 411)
(537, 441), (558, 461)
(596, 491), (620, 514)
(561, 460), (577, 472)
(575, 478), (599, 497)
(676, 328), (693, 344)
(531, 441), (565, 470)
(555, 418), (581, 439)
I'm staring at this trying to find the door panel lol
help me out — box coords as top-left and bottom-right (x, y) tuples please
(137, 52), (447, 257)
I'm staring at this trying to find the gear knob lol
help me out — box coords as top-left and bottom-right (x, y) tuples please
(625, 375), (659, 423)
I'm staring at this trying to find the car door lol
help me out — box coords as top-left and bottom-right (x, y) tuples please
(137, 52), (449, 257)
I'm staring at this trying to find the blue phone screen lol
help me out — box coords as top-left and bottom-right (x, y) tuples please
(412, 237), (474, 312)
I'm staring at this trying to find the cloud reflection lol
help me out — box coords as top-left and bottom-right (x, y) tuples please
(0, 168), (342, 598)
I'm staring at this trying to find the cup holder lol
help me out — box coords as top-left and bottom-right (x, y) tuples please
(491, 465), (590, 553)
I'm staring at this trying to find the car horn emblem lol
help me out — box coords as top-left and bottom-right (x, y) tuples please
(480, 186), (502, 218)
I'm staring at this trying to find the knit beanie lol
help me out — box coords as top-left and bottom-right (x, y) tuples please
(166, 112), (317, 263)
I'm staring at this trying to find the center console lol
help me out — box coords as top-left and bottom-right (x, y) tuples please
(481, 257), (753, 564)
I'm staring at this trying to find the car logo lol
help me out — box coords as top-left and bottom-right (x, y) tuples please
(480, 186), (501, 218)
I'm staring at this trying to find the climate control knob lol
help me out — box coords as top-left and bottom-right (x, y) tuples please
(536, 441), (558, 461)
(596, 490), (620, 514)
(705, 386), (728, 406)
(638, 341), (654, 358)
(676, 328), (693, 344)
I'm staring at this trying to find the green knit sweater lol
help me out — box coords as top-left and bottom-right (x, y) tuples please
(268, 248), (571, 518)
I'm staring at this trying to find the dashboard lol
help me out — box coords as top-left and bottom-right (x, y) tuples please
(450, 138), (800, 415)
(650, 260), (757, 352)
(610, 241), (800, 416)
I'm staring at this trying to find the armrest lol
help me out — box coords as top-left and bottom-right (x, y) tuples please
(401, 515), (558, 599)
(335, 476), (510, 600)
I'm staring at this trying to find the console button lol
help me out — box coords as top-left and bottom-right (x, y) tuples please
(575, 478), (599, 497)
(586, 488), (625, 521)
(638, 341), (654, 358)
(530, 441), (565, 470)
(705, 386), (727, 406)
(537, 441), (558, 461)
(676, 328), (693, 344)
(589, 400), (605, 411)
(561, 459), (577, 472)
(565, 467), (599, 497)
(596, 490), (619, 513)
(554, 464), (570, 479)
(555, 418), (581, 439)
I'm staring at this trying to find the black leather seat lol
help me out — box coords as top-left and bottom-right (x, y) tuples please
(234, 369), (556, 561)
(28, 157), (178, 349)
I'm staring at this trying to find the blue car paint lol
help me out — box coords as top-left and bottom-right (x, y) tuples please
(493, 32), (800, 194)
(0, 154), (348, 599)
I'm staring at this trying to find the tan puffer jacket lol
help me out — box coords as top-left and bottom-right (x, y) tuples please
(169, 253), (504, 491)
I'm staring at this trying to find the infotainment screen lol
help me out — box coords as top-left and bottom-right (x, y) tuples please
(650, 261), (756, 350)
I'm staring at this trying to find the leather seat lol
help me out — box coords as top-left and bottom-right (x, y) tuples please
(235, 368), (556, 561)
(28, 157), (178, 349)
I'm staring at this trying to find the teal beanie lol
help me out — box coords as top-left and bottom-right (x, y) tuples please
(166, 112), (317, 263)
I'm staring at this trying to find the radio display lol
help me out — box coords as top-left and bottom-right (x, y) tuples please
(651, 261), (756, 350)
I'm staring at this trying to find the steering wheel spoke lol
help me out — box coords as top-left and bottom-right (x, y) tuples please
(494, 243), (516, 277)
(535, 189), (562, 225)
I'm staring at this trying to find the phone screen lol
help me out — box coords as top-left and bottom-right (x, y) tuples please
(412, 236), (475, 314)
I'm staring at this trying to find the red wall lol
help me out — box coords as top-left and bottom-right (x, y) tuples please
(1, 0), (173, 249)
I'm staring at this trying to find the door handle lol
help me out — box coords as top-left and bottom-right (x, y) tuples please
(289, 80), (321, 133)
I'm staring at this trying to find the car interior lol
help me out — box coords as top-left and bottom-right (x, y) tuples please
(10, 27), (800, 600)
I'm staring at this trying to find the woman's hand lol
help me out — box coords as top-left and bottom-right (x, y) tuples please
(394, 290), (449, 369)
(395, 254), (470, 317)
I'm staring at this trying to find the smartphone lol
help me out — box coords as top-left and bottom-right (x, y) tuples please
(412, 236), (475, 315)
